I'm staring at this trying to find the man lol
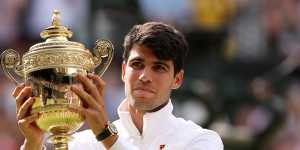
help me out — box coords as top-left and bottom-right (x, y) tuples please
(13, 22), (223, 150)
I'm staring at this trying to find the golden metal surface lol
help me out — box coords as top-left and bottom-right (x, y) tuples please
(31, 98), (84, 133)
(40, 9), (73, 39)
(0, 10), (114, 150)
(1, 9), (114, 81)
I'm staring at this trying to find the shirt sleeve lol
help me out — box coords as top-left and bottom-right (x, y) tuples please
(186, 130), (224, 150)
(68, 131), (139, 150)
(109, 136), (139, 150)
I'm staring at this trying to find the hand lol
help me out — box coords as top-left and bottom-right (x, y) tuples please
(12, 83), (44, 150)
(70, 73), (118, 149)
(70, 73), (109, 136)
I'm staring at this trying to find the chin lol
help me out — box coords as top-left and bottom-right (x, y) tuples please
(132, 93), (154, 101)
(129, 99), (156, 111)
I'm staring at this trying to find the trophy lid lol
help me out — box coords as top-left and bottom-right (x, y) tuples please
(40, 10), (73, 39)
(1, 9), (113, 84)
(22, 10), (95, 74)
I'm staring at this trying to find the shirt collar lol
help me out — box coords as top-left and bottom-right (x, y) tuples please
(117, 99), (175, 140)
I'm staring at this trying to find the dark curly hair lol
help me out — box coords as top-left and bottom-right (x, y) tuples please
(123, 22), (189, 75)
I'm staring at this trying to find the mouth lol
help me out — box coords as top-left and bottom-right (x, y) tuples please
(133, 87), (155, 93)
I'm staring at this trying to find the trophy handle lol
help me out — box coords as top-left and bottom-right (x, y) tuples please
(0, 49), (24, 85)
(92, 39), (114, 77)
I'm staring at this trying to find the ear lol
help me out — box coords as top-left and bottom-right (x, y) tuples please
(121, 62), (126, 82)
(172, 70), (184, 89)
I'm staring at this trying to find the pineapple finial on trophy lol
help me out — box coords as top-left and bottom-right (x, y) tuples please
(40, 9), (73, 39)
(52, 9), (61, 26)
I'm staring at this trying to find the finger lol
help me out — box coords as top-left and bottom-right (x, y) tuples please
(18, 113), (40, 128)
(87, 74), (105, 106)
(16, 87), (32, 111)
(17, 97), (35, 120)
(71, 85), (99, 109)
(76, 74), (100, 99)
(87, 73), (105, 96)
(68, 105), (87, 118)
(12, 83), (25, 98)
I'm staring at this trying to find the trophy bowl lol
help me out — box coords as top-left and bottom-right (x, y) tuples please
(29, 68), (85, 149)
(0, 10), (114, 150)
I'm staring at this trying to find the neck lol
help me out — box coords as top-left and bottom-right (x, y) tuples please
(128, 101), (169, 134)
(129, 105), (144, 134)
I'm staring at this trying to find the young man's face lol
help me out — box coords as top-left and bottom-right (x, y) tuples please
(122, 44), (183, 112)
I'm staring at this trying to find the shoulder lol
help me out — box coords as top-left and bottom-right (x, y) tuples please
(174, 118), (223, 149)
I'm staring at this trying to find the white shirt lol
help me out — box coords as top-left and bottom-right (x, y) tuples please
(69, 100), (223, 150)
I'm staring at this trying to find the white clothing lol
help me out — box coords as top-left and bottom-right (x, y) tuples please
(69, 100), (223, 150)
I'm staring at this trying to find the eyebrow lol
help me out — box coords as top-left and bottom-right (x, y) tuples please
(153, 61), (170, 69)
(128, 57), (144, 63)
(128, 57), (171, 69)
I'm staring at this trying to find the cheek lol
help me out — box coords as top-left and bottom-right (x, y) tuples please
(127, 71), (139, 82)
(125, 71), (139, 87)
(155, 77), (173, 89)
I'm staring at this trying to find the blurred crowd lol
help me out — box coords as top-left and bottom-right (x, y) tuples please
(1, 0), (300, 150)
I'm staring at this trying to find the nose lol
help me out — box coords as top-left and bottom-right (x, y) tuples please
(139, 68), (152, 83)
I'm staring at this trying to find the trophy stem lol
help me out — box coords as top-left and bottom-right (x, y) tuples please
(48, 133), (73, 150)
(54, 143), (68, 150)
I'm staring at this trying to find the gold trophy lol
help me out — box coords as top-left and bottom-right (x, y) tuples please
(0, 10), (114, 150)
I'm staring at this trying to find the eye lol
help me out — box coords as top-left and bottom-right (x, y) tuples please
(130, 61), (144, 70)
(153, 64), (168, 73)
